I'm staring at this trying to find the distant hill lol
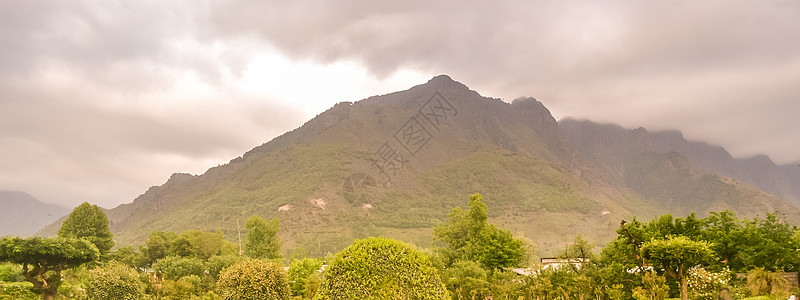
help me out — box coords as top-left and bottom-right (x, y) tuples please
(38, 75), (800, 256)
(0, 191), (71, 237)
(559, 119), (800, 212)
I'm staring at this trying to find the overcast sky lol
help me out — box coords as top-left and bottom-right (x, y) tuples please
(2, 0), (799, 208)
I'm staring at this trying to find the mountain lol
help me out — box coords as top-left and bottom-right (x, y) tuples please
(38, 75), (800, 256)
(558, 119), (800, 217)
(0, 191), (71, 237)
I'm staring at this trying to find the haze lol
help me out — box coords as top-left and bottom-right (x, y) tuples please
(1, 0), (798, 208)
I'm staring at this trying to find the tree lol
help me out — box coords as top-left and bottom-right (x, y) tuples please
(58, 202), (114, 254)
(316, 237), (448, 300)
(434, 193), (525, 271)
(244, 214), (282, 259)
(0, 236), (99, 300)
(152, 256), (205, 281)
(217, 259), (290, 300)
(288, 258), (323, 299)
(175, 230), (226, 259)
(87, 261), (145, 300)
(641, 236), (714, 300)
(143, 231), (176, 265)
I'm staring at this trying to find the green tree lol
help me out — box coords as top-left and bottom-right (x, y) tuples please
(0, 236), (99, 300)
(702, 210), (748, 271)
(244, 215), (282, 259)
(206, 255), (244, 280)
(143, 231), (176, 265)
(217, 259), (290, 300)
(631, 271), (669, 300)
(87, 261), (145, 300)
(107, 246), (147, 269)
(176, 230), (226, 260)
(434, 193), (525, 271)
(58, 202), (114, 255)
(641, 236), (714, 300)
(315, 237), (448, 300)
(288, 258), (323, 299)
(443, 260), (491, 300)
(152, 256), (205, 281)
(745, 213), (799, 271)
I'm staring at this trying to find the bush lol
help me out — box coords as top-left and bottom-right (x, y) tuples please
(688, 267), (730, 300)
(315, 237), (448, 300)
(161, 275), (201, 299)
(0, 263), (23, 282)
(746, 268), (789, 297)
(153, 256), (204, 280)
(0, 281), (36, 300)
(217, 259), (290, 300)
(87, 261), (145, 300)
(288, 258), (323, 299)
(206, 255), (243, 280)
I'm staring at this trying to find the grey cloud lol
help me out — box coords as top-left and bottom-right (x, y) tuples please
(207, 0), (800, 164)
(3, 0), (800, 209)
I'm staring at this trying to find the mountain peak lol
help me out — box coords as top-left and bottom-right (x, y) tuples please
(420, 74), (472, 93)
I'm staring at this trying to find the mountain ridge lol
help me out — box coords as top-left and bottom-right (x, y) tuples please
(1, 191), (70, 237)
(36, 75), (800, 256)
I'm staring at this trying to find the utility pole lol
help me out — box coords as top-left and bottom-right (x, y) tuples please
(237, 218), (243, 256)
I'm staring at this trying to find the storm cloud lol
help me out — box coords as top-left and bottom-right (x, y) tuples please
(2, 0), (799, 207)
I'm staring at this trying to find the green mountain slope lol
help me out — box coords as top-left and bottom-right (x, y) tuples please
(38, 76), (799, 256)
(559, 119), (799, 220)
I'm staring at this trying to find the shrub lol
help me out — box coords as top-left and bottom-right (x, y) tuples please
(152, 256), (204, 280)
(315, 237), (448, 300)
(688, 267), (730, 300)
(747, 268), (789, 297)
(288, 258), (323, 299)
(217, 259), (290, 300)
(87, 261), (145, 300)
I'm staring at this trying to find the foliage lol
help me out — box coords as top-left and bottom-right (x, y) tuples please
(0, 263), (23, 282)
(744, 213), (800, 272)
(0, 281), (36, 300)
(687, 267), (729, 300)
(0, 236), (99, 300)
(143, 231), (176, 264)
(161, 275), (202, 299)
(206, 255), (244, 280)
(108, 246), (147, 269)
(443, 260), (490, 300)
(87, 261), (145, 300)
(632, 271), (669, 300)
(244, 214), (282, 259)
(143, 230), (235, 263)
(152, 256), (205, 281)
(746, 267), (789, 297)
(58, 202), (114, 255)
(288, 258), (323, 299)
(173, 230), (228, 260)
(641, 235), (715, 300)
(315, 237), (447, 300)
(217, 259), (290, 300)
(434, 193), (525, 271)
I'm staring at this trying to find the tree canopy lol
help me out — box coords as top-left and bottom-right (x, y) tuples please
(244, 214), (282, 259)
(641, 236), (714, 300)
(58, 202), (114, 254)
(316, 237), (448, 300)
(87, 261), (145, 300)
(0, 236), (99, 300)
(434, 193), (525, 271)
(217, 259), (290, 300)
